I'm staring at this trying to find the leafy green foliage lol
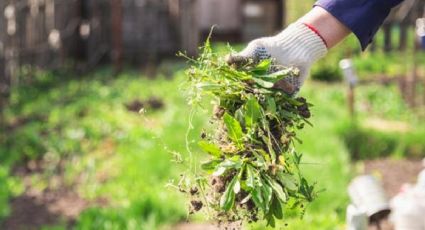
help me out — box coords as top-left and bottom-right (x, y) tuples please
(180, 39), (317, 225)
(340, 122), (425, 160)
(311, 64), (342, 82)
(223, 113), (244, 148)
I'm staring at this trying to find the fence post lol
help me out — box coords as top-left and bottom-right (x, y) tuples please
(1, 1), (19, 123)
(340, 59), (358, 119)
(0, 1), (6, 124)
(348, 84), (355, 118)
(179, 0), (199, 56)
(399, 22), (408, 51)
(111, 0), (123, 74)
(277, 0), (286, 28)
(383, 23), (393, 53)
(369, 40), (376, 53)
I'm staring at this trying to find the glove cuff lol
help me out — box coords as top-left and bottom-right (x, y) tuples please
(270, 21), (328, 63)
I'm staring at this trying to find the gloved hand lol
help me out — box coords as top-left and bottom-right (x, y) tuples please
(227, 21), (328, 94)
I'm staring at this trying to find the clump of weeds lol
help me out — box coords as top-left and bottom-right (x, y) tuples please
(177, 35), (317, 228)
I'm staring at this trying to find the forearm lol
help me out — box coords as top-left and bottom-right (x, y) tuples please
(298, 7), (351, 49)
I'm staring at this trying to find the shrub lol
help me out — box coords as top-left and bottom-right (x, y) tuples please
(339, 122), (425, 160)
(311, 65), (342, 82)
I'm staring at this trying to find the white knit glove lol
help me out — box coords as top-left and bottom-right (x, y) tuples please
(227, 22), (328, 94)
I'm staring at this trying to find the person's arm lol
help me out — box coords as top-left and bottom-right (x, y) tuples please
(227, 0), (405, 94)
(314, 0), (405, 50)
(298, 7), (350, 49)
(226, 7), (349, 94)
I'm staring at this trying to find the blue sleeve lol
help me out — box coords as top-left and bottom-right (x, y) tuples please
(314, 0), (405, 50)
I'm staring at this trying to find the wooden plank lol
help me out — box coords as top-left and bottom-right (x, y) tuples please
(383, 23), (393, 53)
(0, 0), (7, 122)
(85, 0), (111, 68)
(398, 23), (408, 51)
(179, 0), (199, 56)
(111, 0), (123, 73)
(279, 0), (286, 28)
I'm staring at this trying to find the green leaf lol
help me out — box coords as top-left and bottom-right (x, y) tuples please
(245, 96), (262, 128)
(220, 159), (241, 168)
(258, 69), (294, 83)
(251, 186), (265, 212)
(201, 159), (221, 171)
(251, 59), (272, 75)
(265, 212), (276, 227)
(264, 175), (287, 203)
(266, 98), (276, 114)
(285, 96), (304, 106)
(212, 159), (242, 176)
(195, 83), (222, 91)
(278, 172), (298, 191)
(234, 108), (245, 126)
(198, 141), (222, 157)
(253, 149), (270, 166)
(257, 59), (272, 69)
(253, 77), (274, 88)
(271, 196), (283, 219)
(300, 178), (315, 202)
(293, 152), (303, 165)
(261, 134), (276, 164)
(223, 113), (244, 147)
(245, 164), (256, 189)
(261, 178), (273, 213)
(234, 180), (241, 194)
(220, 176), (237, 211)
(213, 167), (226, 177)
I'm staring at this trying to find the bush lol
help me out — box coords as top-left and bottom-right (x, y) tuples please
(311, 64), (342, 82)
(339, 122), (425, 160)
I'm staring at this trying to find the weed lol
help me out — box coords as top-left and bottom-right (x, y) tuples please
(179, 38), (317, 227)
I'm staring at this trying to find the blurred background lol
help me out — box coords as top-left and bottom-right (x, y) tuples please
(0, 0), (425, 229)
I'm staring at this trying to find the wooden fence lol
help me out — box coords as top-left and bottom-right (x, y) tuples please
(370, 0), (424, 52)
(0, 0), (83, 121)
(0, 0), (183, 118)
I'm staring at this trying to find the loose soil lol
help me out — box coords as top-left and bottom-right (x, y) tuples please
(125, 97), (164, 113)
(1, 159), (107, 230)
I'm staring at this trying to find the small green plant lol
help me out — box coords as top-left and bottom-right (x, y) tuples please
(179, 37), (317, 227)
(311, 64), (342, 82)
